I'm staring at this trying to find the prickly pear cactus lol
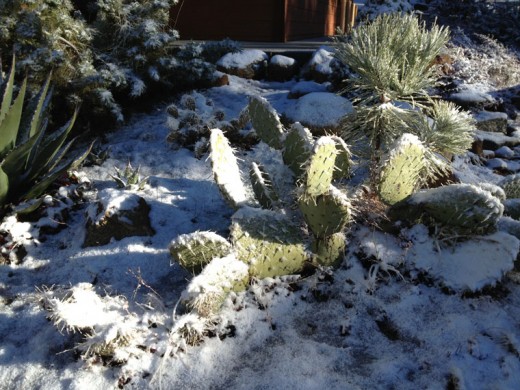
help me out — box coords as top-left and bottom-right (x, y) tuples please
(298, 186), (351, 238)
(250, 162), (279, 209)
(181, 254), (250, 317)
(498, 174), (520, 199)
(248, 95), (285, 149)
(282, 123), (314, 177)
(304, 136), (338, 198)
(230, 207), (309, 279)
(331, 136), (352, 181)
(209, 129), (248, 208)
(312, 232), (347, 267)
(169, 231), (233, 274)
(388, 183), (504, 234)
(377, 133), (426, 205)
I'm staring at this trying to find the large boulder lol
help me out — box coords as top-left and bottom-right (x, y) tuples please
(283, 92), (354, 135)
(83, 190), (155, 247)
(268, 55), (298, 81)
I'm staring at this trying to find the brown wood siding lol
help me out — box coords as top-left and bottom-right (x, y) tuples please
(284, 0), (339, 41)
(171, 0), (284, 42)
(170, 0), (341, 42)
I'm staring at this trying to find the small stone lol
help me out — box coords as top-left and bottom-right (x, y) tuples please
(495, 146), (515, 158)
(482, 150), (495, 159)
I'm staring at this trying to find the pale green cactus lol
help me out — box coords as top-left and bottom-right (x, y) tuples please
(388, 183), (504, 234)
(181, 254), (250, 317)
(248, 95), (285, 149)
(209, 128), (248, 208)
(249, 162), (279, 209)
(298, 186), (351, 238)
(331, 136), (352, 181)
(169, 231), (233, 274)
(498, 174), (520, 199)
(377, 133), (427, 205)
(282, 123), (314, 178)
(304, 136), (338, 198)
(230, 207), (309, 279)
(312, 232), (347, 267)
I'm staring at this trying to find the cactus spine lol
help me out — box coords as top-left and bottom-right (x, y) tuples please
(249, 162), (279, 209)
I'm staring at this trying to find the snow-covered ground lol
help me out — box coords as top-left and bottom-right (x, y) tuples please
(1, 1), (520, 389)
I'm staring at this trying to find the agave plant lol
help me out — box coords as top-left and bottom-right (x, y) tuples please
(110, 161), (149, 190)
(0, 57), (92, 212)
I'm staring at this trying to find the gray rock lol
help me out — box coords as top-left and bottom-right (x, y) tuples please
(268, 55), (298, 82)
(474, 111), (509, 133)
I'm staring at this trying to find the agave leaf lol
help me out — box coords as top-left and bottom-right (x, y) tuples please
(29, 107), (78, 175)
(14, 197), (45, 216)
(0, 56), (16, 126)
(0, 77), (27, 160)
(110, 174), (127, 188)
(0, 166), (8, 206)
(22, 141), (94, 201)
(1, 131), (42, 190)
(18, 74), (52, 144)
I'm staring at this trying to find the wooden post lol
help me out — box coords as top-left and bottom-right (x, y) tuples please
(340, 0), (347, 33)
(346, 1), (358, 33)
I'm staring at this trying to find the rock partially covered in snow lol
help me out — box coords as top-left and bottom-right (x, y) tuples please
(474, 110), (509, 133)
(388, 183), (504, 235)
(404, 225), (519, 292)
(283, 92), (354, 135)
(83, 189), (155, 247)
(217, 49), (268, 79)
(449, 84), (495, 108)
(288, 80), (330, 99)
(302, 46), (335, 82)
(268, 54), (298, 82)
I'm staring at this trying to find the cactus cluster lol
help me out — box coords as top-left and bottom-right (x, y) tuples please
(169, 96), (356, 316)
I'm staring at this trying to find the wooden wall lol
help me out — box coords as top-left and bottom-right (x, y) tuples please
(170, 0), (341, 42)
(284, 0), (339, 41)
(171, 0), (284, 42)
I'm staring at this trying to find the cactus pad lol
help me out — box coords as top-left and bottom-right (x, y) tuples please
(298, 185), (351, 238)
(230, 207), (309, 279)
(498, 174), (520, 199)
(282, 123), (314, 177)
(377, 133), (426, 205)
(209, 128), (248, 208)
(248, 95), (285, 149)
(181, 254), (250, 317)
(331, 136), (352, 181)
(169, 231), (233, 274)
(388, 183), (504, 234)
(249, 162), (279, 209)
(304, 136), (338, 198)
(312, 232), (347, 267)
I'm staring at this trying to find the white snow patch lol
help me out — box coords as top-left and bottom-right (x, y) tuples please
(404, 225), (518, 291)
(270, 55), (295, 67)
(284, 92), (354, 127)
(217, 49), (268, 69)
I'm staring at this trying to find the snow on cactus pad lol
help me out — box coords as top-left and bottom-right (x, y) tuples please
(403, 225), (519, 292)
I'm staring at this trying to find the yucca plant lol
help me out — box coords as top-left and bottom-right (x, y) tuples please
(335, 13), (450, 105)
(0, 58), (92, 213)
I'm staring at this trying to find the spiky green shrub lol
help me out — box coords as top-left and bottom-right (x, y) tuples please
(0, 59), (90, 212)
(0, 0), (97, 90)
(335, 13), (450, 104)
(93, 0), (180, 95)
(335, 13), (474, 202)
